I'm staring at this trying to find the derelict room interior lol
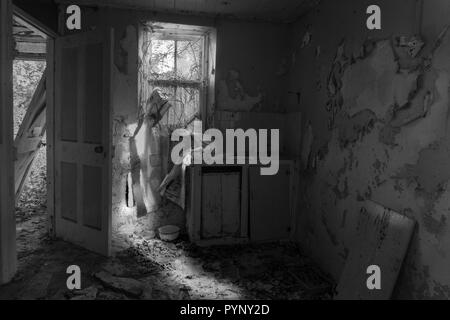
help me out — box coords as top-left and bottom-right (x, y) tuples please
(0, 0), (448, 300)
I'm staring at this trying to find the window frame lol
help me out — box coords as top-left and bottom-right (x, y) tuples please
(139, 22), (216, 130)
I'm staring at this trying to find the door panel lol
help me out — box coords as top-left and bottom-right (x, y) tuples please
(201, 171), (241, 239)
(55, 29), (112, 256)
(0, 0), (16, 283)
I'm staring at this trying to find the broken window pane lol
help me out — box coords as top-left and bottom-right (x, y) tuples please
(151, 85), (200, 130)
(143, 30), (204, 133)
(176, 39), (203, 81)
(150, 39), (175, 80)
(175, 86), (200, 122)
(150, 38), (203, 81)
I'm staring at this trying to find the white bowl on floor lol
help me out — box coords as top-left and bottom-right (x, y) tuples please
(158, 225), (180, 241)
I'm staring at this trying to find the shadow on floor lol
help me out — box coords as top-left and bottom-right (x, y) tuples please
(0, 208), (334, 300)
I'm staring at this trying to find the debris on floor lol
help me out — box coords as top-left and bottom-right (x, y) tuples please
(5, 152), (334, 300)
(15, 145), (46, 224)
(94, 271), (144, 298)
(1, 203), (334, 300)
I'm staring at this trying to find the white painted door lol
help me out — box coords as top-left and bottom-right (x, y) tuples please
(54, 29), (113, 256)
(0, 0), (16, 283)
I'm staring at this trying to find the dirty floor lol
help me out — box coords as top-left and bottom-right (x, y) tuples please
(1, 197), (333, 300)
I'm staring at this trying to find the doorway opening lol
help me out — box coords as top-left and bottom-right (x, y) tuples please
(12, 12), (48, 254)
(13, 60), (46, 220)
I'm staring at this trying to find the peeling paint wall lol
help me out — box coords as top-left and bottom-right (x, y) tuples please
(288, 0), (450, 299)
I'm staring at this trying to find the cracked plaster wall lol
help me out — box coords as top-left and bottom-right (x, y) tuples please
(288, 0), (450, 299)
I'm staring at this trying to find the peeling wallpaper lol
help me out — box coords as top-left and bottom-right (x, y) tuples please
(289, 0), (450, 299)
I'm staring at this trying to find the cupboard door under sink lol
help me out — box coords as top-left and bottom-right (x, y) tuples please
(201, 171), (241, 239)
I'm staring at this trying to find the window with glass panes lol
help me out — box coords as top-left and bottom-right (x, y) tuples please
(146, 33), (205, 131)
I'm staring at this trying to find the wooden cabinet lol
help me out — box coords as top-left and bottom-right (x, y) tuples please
(187, 161), (297, 245)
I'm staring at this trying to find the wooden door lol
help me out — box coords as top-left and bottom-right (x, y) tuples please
(54, 29), (113, 255)
(0, 0), (16, 283)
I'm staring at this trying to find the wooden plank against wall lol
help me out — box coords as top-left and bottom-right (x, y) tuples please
(335, 200), (415, 300)
(14, 71), (46, 200)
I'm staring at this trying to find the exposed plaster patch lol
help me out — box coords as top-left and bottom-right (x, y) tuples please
(394, 71), (448, 154)
(113, 65), (139, 123)
(115, 25), (138, 75)
(113, 25), (138, 124)
(390, 71), (437, 128)
(112, 118), (136, 231)
(392, 71), (420, 108)
(341, 41), (401, 120)
(399, 141), (450, 194)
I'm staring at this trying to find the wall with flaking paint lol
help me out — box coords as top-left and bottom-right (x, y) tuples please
(288, 0), (450, 299)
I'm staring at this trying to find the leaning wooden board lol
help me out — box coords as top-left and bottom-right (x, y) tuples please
(14, 70), (46, 201)
(335, 200), (415, 300)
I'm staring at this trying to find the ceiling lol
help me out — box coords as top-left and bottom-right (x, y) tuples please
(55, 0), (320, 22)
